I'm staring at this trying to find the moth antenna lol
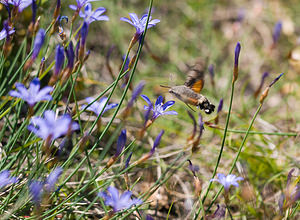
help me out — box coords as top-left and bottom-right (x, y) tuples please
(160, 85), (171, 89)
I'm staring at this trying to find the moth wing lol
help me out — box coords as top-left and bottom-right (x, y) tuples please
(184, 67), (205, 93)
(191, 79), (204, 93)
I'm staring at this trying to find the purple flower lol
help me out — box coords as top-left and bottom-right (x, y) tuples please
(1, 0), (32, 12)
(272, 21), (282, 44)
(80, 21), (89, 47)
(66, 41), (75, 69)
(217, 98), (223, 113)
(278, 169), (300, 212)
(79, 3), (108, 24)
(54, 44), (65, 76)
(29, 167), (62, 205)
(269, 73), (284, 88)
(208, 64), (214, 79)
(69, 0), (101, 12)
(9, 78), (53, 107)
(32, 29), (45, 60)
(31, 0), (36, 23)
(115, 129), (126, 157)
(29, 181), (44, 204)
(120, 12), (160, 35)
(125, 152), (132, 169)
(0, 24), (15, 41)
(98, 186), (142, 212)
(150, 130), (164, 155)
(28, 110), (79, 141)
(210, 173), (243, 192)
(81, 97), (118, 116)
(127, 81), (145, 109)
(0, 170), (18, 188)
(141, 95), (177, 120)
(188, 160), (199, 175)
(45, 167), (63, 192)
(234, 42), (241, 67)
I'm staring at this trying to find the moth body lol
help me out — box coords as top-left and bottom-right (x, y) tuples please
(169, 85), (215, 114)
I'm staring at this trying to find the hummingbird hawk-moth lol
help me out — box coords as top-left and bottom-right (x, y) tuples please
(162, 60), (215, 114)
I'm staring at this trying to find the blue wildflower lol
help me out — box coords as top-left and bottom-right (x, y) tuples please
(29, 181), (44, 205)
(233, 42), (241, 82)
(98, 186), (142, 212)
(0, 170), (18, 188)
(217, 98), (223, 113)
(45, 167), (63, 192)
(210, 173), (244, 192)
(28, 110), (79, 141)
(79, 3), (108, 24)
(32, 29), (45, 60)
(54, 44), (65, 76)
(82, 97), (118, 116)
(234, 42), (241, 68)
(141, 95), (177, 120)
(69, 0), (101, 12)
(9, 78), (53, 107)
(150, 130), (164, 155)
(0, 24), (15, 41)
(272, 21), (282, 44)
(120, 12), (160, 35)
(66, 41), (75, 70)
(29, 167), (63, 205)
(127, 81), (145, 109)
(115, 129), (126, 157)
(1, 0), (32, 12)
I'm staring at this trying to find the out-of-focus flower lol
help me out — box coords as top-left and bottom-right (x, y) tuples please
(141, 95), (177, 121)
(1, 0), (32, 12)
(54, 45), (65, 76)
(44, 167), (63, 192)
(9, 78), (53, 107)
(122, 81), (145, 119)
(69, 0), (101, 12)
(0, 170), (18, 188)
(146, 215), (154, 220)
(0, 24), (15, 41)
(272, 21), (282, 44)
(188, 160), (199, 175)
(217, 99), (223, 113)
(206, 204), (226, 219)
(29, 167), (63, 205)
(120, 12), (160, 36)
(278, 169), (300, 213)
(127, 81), (145, 109)
(29, 181), (44, 205)
(254, 72), (269, 98)
(98, 186), (142, 212)
(66, 42), (75, 70)
(32, 29), (45, 60)
(79, 3), (108, 24)
(210, 173), (243, 192)
(82, 97), (118, 116)
(28, 110), (79, 142)
(106, 130), (127, 168)
(125, 152), (132, 169)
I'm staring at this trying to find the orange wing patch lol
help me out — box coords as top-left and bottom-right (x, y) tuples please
(191, 79), (204, 93)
